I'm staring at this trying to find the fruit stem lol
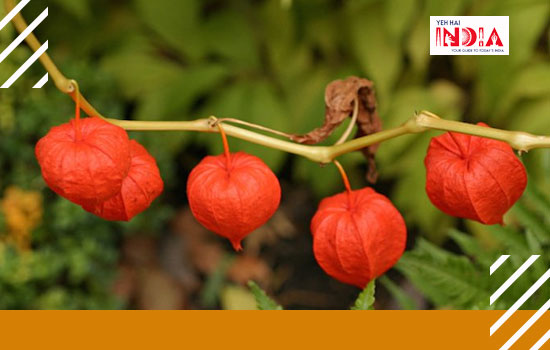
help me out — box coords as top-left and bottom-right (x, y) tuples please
(217, 122), (232, 168)
(74, 81), (82, 141)
(333, 160), (352, 194)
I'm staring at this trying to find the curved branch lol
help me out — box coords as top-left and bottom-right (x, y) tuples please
(4, 0), (101, 117)
(5, 0), (550, 166)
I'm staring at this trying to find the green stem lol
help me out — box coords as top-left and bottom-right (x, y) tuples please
(110, 117), (324, 162)
(4, 0), (102, 118)
(415, 111), (550, 152)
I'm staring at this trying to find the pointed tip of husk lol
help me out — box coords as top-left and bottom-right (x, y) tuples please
(231, 240), (243, 252)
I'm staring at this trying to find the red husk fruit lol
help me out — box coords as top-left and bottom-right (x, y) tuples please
(311, 187), (407, 288)
(82, 140), (164, 221)
(35, 117), (131, 205)
(424, 123), (527, 225)
(187, 151), (281, 251)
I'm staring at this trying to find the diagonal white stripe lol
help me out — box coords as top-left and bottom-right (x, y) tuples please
(32, 72), (48, 88)
(0, 7), (48, 64)
(1, 40), (47, 88)
(491, 268), (550, 335)
(491, 255), (511, 275)
(0, 0), (30, 31)
(491, 255), (540, 305)
(531, 329), (550, 350)
(500, 298), (550, 350)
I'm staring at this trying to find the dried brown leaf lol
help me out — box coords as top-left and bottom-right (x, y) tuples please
(290, 76), (382, 182)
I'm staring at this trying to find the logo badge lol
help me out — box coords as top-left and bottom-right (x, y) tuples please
(430, 16), (509, 55)
(0, 0), (48, 88)
(490, 255), (550, 350)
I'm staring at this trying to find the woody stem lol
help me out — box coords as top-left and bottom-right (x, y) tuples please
(6, 0), (550, 165)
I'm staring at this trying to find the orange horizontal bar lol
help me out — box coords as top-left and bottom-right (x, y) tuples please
(0, 310), (548, 349)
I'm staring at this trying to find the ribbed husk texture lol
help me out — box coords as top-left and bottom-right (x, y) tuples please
(187, 151), (281, 251)
(82, 140), (164, 221)
(424, 123), (527, 225)
(311, 187), (407, 288)
(36, 117), (163, 221)
(35, 117), (131, 204)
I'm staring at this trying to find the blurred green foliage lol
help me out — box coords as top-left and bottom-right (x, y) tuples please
(395, 185), (550, 310)
(0, 0), (548, 309)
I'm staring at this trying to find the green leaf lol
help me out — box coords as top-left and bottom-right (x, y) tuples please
(134, 63), (229, 122)
(425, 0), (468, 16)
(473, 1), (550, 118)
(51, 0), (91, 20)
(202, 11), (259, 69)
(487, 225), (531, 257)
(526, 231), (543, 255)
(523, 184), (550, 220)
(503, 63), (550, 106)
(384, 0), (418, 40)
(133, 0), (203, 60)
(101, 48), (185, 98)
(285, 68), (330, 135)
(396, 239), (487, 308)
(504, 2), (550, 66)
(512, 202), (550, 244)
(351, 280), (376, 310)
(448, 228), (490, 259)
(523, 150), (550, 195)
(405, 17), (431, 74)
(508, 98), (550, 135)
(379, 276), (417, 310)
(247, 281), (283, 310)
(348, 3), (402, 103)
